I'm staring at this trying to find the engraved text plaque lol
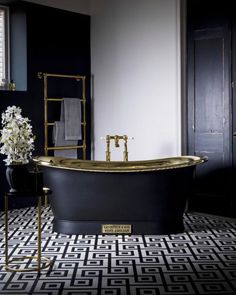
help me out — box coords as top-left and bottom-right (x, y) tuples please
(102, 224), (132, 234)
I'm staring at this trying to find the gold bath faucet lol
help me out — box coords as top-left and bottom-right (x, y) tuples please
(103, 135), (134, 162)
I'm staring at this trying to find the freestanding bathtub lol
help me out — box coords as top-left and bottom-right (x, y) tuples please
(34, 155), (206, 235)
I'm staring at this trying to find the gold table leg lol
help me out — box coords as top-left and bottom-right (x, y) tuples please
(37, 195), (42, 271)
(4, 194), (9, 267)
(42, 187), (51, 207)
(4, 193), (52, 272)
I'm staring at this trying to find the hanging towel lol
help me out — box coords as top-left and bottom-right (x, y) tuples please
(52, 121), (78, 158)
(60, 97), (82, 140)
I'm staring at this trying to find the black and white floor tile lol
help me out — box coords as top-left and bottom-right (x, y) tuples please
(0, 207), (236, 295)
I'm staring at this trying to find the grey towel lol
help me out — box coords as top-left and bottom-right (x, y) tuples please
(53, 121), (78, 158)
(60, 98), (82, 140)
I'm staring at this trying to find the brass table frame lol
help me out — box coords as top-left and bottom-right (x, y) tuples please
(4, 188), (52, 272)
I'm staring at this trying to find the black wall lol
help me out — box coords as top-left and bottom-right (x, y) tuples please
(0, 2), (91, 210)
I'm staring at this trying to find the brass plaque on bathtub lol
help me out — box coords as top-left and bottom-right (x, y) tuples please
(102, 224), (132, 234)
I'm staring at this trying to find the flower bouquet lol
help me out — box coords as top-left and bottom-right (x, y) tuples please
(0, 105), (35, 192)
(0, 105), (34, 164)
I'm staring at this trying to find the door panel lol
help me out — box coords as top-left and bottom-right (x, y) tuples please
(187, 24), (232, 216)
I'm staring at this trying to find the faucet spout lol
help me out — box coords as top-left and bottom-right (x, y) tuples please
(114, 135), (120, 147)
(103, 134), (134, 161)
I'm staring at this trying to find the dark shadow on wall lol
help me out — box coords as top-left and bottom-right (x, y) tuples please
(188, 165), (235, 217)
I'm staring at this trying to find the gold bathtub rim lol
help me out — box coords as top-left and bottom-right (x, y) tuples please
(33, 155), (207, 173)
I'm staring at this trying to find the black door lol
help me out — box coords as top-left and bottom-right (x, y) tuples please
(187, 2), (234, 216)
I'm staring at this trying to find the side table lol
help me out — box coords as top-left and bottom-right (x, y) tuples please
(4, 187), (52, 272)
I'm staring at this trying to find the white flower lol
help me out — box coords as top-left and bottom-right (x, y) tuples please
(0, 106), (35, 165)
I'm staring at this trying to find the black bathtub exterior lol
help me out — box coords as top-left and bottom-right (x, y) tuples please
(36, 156), (206, 235)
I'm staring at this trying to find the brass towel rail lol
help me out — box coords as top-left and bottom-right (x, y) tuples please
(38, 72), (86, 159)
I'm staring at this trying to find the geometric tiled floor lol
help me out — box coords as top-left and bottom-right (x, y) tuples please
(0, 207), (236, 294)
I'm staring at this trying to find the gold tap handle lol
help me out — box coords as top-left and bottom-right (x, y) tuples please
(106, 135), (111, 161)
(123, 135), (128, 161)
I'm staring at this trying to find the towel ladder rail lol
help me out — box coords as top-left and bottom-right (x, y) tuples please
(38, 72), (87, 159)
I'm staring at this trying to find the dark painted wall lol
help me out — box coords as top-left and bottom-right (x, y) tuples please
(0, 2), (91, 210)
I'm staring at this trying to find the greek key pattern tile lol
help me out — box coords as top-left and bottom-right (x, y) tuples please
(0, 207), (236, 294)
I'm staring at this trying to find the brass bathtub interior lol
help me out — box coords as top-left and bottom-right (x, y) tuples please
(34, 155), (207, 173)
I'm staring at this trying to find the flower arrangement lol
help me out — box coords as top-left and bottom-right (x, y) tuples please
(0, 105), (35, 165)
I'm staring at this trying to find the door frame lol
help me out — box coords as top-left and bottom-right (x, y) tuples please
(180, 0), (188, 155)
